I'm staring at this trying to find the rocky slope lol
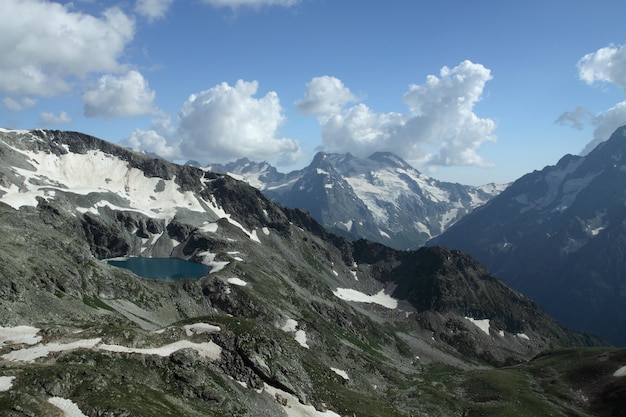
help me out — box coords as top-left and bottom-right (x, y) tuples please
(206, 151), (506, 250)
(429, 125), (626, 346)
(0, 129), (618, 417)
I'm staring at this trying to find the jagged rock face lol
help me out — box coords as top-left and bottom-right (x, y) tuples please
(207, 151), (506, 250)
(430, 125), (626, 346)
(0, 128), (610, 416)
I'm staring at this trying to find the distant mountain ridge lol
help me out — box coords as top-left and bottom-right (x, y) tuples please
(205, 151), (507, 249)
(429, 125), (626, 346)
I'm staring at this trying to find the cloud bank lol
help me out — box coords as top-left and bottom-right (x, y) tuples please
(298, 61), (497, 167)
(0, 0), (134, 97)
(557, 43), (626, 154)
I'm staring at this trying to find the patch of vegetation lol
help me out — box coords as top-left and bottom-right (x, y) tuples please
(82, 294), (115, 312)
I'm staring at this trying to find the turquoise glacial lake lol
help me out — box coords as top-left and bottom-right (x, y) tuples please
(107, 257), (210, 280)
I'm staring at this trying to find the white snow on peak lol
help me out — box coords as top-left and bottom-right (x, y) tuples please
(1, 146), (204, 221)
(0, 135), (261, 244)
(48, 397), (89, 417)
(316, 168), (329, 176)
(332, 288), (398, 309)
(281, 319), (298, 333)
(464, 317), (490, 335)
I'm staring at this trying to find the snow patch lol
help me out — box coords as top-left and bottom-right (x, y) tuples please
(0, 325), (42, 347)
(331, 367), (349, 380)
(294, 330), (309, 349)
(197, 251), (230, 273)
(280, 319), (309, 349)
(0, 376), (16, 392)
(464, 317), (490, 335)
(48, 397), (89, 417)
(281, 319), (298, 333)
(227, 277), (248, 286)
(516, 333), (530, 341)
(316, 168), (329, 176)
(199, 222), (219, 233)
(332, 288), (398, 309)
(338, 219), (353, 231)
(263, 384), (341, 417)
(250, 229), (261, 243)
(183, 323), (221, 336)
(2, 338), (102, 362)
(590, 226), (605, 236)
(98, 340), (221, 360)
(614, 365), (626, 377)
(262, 227), (270, 235)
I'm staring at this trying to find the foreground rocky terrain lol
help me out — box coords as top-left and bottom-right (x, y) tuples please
(0, 129), (624, 416)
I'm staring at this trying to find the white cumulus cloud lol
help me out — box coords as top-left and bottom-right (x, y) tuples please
(178, 80), (300, 163)
(39, 111), (72, 126)
(127, 128), (181, 160)
(82, 71), (158, 119)
(135, 0), (174, 21)
(578, 44), (626, 88)
(301, 61), (496, 167)
(0, 0), (134, 97)
(296, 76), (358, 114)
(558, 44), (626, 154)
(3, 97), (37, 112)
(124, 80), (301, 164)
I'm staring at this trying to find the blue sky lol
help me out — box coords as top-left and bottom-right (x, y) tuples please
(2, 0), (626, 185)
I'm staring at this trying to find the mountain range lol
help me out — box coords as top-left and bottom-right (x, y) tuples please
(0, 128), (622, 416)
(204, 151), (506, 250)
(430, 125), (626, 346)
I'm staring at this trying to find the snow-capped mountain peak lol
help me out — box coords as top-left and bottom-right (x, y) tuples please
(208, 150), (506, 249)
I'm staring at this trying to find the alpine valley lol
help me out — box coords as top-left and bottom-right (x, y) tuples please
(0, 128), (624, 417)
(204, 152), (506, 250)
